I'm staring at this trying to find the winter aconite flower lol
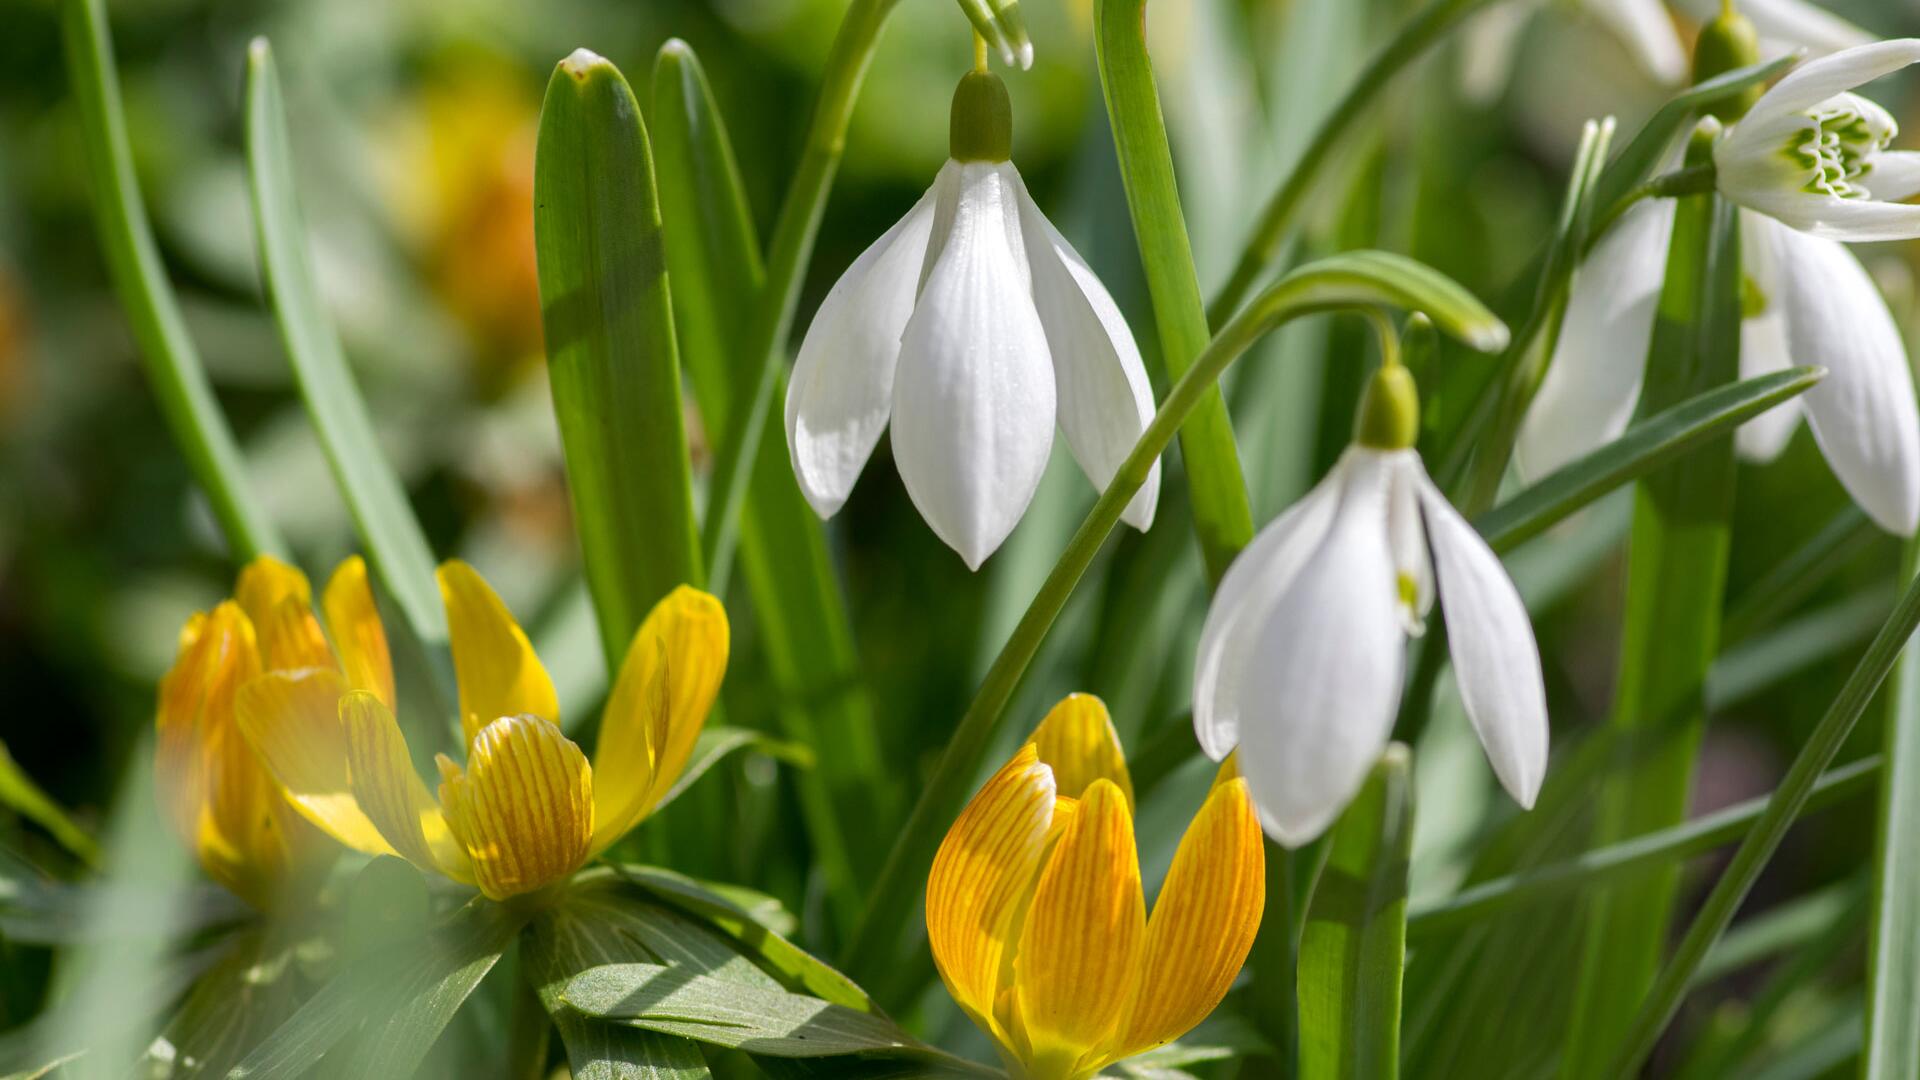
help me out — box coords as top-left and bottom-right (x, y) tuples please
(927, 695), (1263, 1080)
(237, 560), (727, 901)
(785, 69), (1159, 569)
(155, 557), (343, 909)
(1521, 38), (1920, 535)
(1194, 365), (1548, 846)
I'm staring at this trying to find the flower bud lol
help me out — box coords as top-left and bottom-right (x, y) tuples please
(1356, 362), (1421, 451)
(949, 70), (1012, 163)
(1692, 7), (1762, 122)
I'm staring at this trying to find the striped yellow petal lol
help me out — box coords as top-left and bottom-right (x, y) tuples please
(590, 586), (729, 854)
(926, 744), (1058, 1046)
(1029, 693), (1134, 810)
(1106, 759), (1265, 1063)
(323, 557), (396, 709)
(437, 561), (559, 745)
(155, 606), (240, 847)
(438, 714), (592, 899)
(236, 668), (396, 858)
(338, 690), (472, 883)
(235, 556), (333, 673)
(1010, 778), (1144, 1077)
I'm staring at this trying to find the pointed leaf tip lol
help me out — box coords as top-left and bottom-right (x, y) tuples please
(560, 47), (609, 78)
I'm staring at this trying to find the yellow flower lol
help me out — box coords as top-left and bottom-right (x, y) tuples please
(154, 557), (347, 910)
(926, 694), (1265, 1080)
(234, 557), (727, 901)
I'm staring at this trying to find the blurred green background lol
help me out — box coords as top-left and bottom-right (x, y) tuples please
(5, 0), (1920, 1072)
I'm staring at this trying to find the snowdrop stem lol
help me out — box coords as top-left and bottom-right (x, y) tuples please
(1585, 165), (1717, 257)
(972, 30), (988, 72)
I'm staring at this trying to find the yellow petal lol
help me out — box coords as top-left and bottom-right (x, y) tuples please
(1107, 768), (1265, 1063)
(236, 668), (396, 858)
(235, 556), (333, 672)
(323, 557), (396, 709)
(437, 561), (559, 745)
(155, 605), (249, 847)
(338, 690), (472, 883)
(1029, 693), (1133, 810)
(590, 586), (729, 853)
(926, 745), (1058, 1053)
(1011, 778), (1144, 1077)
(439, 714), (591, 899)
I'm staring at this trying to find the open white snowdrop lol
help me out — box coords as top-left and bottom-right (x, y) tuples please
(1520, 32), (1920, 536)
(784, 67), (1159, 569)
(1193, 361), (1549, 847)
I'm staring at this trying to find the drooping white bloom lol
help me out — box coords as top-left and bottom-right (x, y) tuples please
(1460, 0), (1687, 104)
(785, 82), (1159, 570)
(1714, 40), (1920, 241)
(1192, 445), (1548, 846)
(1519, 43), (1920, 536)
(1677, 0), (1872, 59)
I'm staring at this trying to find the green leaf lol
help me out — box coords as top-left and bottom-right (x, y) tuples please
(1865, 538), (1920, 1077)
(1095, 0), (1255, 583)
(1606, 545), (1920, 1074)
(649, 39), (886, 929)
(533, 49), (703, 664)
(1561, 166), (1745, 1077)
(1474, 367), (1822, 553)
(242, 40), (449, 666)
(563, 964), (932, 1060)
(843, 248), (1503, 983)
(60, 0), (283, 561)
(143, 927), (304, 1080)
(1722, 506), (1878, 647)
(0, 741), (98, 868)
(647, 727), (812, 819)
(1299, 745), (1415, 1080)
(227, 899), (521, 1079)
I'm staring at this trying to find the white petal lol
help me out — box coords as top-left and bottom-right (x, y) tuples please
(1237, 451), (1406, 847)
(1585, 0), (1687, 85)
(891, 164), (1057, 569)
(785, 169), (945, 518)
(1868, 151), (1920, 203)
(1741, 0), (1873, 56)
(1774, 222), (1920, 535)
(1009, 168), (1162, 531)
(1733, 189), (1920, 243)
(1740, 40), (1920, 139)
(1457, 4), (1530, 105)
(1387, 454), (1433, 633)
(1737, 210), (1803, 463)
(1516, 198), (1673, 480)
(1415, 470), (1548, 809)
(1191, 457), (1346, 761)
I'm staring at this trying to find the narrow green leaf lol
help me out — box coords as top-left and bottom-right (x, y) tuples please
(60, 0), (283, 561)
(1405, 756), (1878, 941)
(1606, 553), (1920, 1075)
(1094, 0), (1254, 582)
(243, 40), (449, 660)
(1722, 506), (1877, 647)
(647, 727), (812, 819)
(1693, 879), (1862, 986)
(1299, 745), (1414, 1080)
(1866, 538), (1920, 1076)
(0, 742), (98, 868)
(650, 38), (885, 929)
(144, 927), (303, 1080)
(1562, 163), (1744, 1077)
(843, 249), (1504, 984)
(1475, 367), (1822, 553)
(533, 49), (703, 664)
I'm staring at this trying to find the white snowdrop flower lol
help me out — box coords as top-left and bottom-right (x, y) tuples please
(1677, 0), (1871, 60)
(1520, 38), (1920, 536)
(784, 69), (1159, 569)
(1193, 364), (1548, 847)
(1460, 0), (1687, 105)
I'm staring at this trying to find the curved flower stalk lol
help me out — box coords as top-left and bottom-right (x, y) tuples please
(926, 694), (1263, 1080)
(1521, 39), (1920, 535)
(1195, 364), (1548, 846)
(785, 68), (1159, 569)
(155, 557), (343, 910)
(232, 558), (727, 901)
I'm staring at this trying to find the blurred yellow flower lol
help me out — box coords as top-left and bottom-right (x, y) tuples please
(926, 694), (1265, 1080)
(154, 557), (344, 910)
(233, 558), (727, 901)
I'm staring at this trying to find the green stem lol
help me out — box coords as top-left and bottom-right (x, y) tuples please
(1605, 571), (1920, 1076)
(61, 0), (284, 562)
(839, 250), (1504, 984)
(1095, 0), (1253, 583)
(1865, 535), (1920, 1076)
(1208, 0), (1504, 327)
(701, 0), (900, 587)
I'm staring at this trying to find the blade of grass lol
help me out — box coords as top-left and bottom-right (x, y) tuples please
(243, 40), (450, 672)
(0, 742), (98, 869)
(1298, 746), (1415, 1080)
(1561, 150), (1744, 1079)
(1095, 0), (1254, 583)
(1721, 506), (1877, 647)
(533, 49), (704, 664)
(61, 0), (283, 561)
(841, 249), (1506, 985)
(1866, 536), (1920, 1077)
